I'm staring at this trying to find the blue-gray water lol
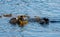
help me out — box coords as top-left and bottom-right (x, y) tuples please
(0, 0), (60, 37)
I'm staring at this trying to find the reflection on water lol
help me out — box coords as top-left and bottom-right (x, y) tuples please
(0, 17), (60, 37)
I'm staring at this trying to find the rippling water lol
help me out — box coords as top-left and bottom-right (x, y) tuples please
(0, 0), (60, 37)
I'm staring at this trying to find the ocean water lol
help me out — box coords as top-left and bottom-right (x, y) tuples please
(0, 0), (60, 37)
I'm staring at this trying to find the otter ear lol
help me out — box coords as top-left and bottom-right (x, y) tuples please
(18, 16), (20, 18)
